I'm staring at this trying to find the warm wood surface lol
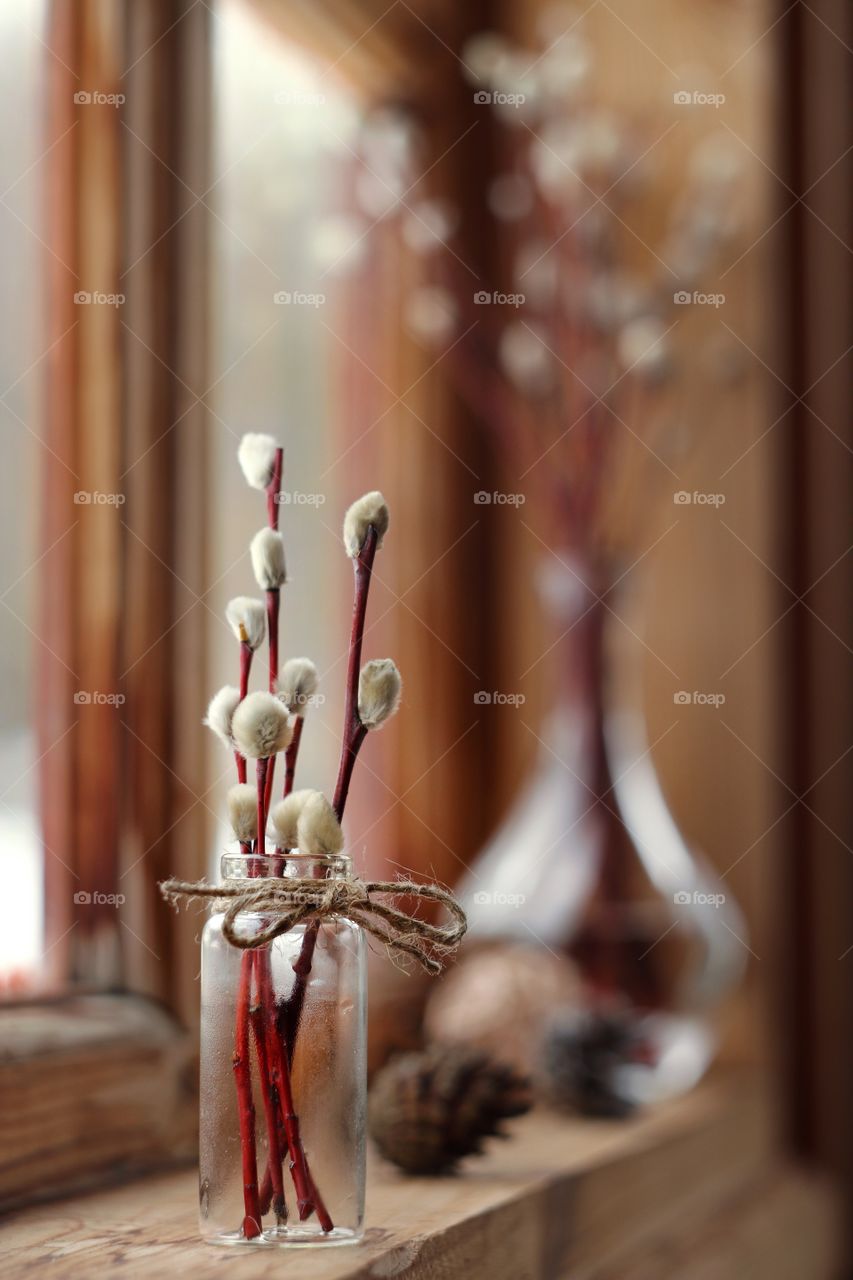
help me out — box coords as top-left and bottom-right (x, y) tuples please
(0, 996), (196, 1214)
(1, 1073), (840, 1279)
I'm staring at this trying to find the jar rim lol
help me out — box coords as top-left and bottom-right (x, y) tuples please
(220, 850), (352, 880)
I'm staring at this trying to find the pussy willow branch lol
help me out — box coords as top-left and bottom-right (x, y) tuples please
(236, 640), (252, 784)
(283, 714), (304, 797)
(264, 447), (283, 809)
(283, 523), (379, 1060)
(332, 524), (378, 818)
(232, 636), (265, 1232)
(233, 952), (262, 1238)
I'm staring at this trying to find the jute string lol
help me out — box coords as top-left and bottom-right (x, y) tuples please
(160, 875), (467, 975)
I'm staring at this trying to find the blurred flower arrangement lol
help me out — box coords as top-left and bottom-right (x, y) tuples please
(308, 11), (754, 1113)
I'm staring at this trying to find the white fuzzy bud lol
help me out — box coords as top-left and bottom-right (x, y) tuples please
(297, 791), (344, 857)
(226, 783), (257, 842)
(250, 528), (287, 590)
(270, 790), (312, 849)
(238, 433), (280, 490)
(358, 658), (402, 730)
(617, 316), (671, 382)
(278, 657), (319, 715)
(231, 691), (292, 759)
(203, 685), (240, 749)
(225, 596), (266, 650)
(342, 491), (389, 558)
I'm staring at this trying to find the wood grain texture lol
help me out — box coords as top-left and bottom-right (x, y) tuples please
(0, 1074), (840, 1279)
(0, 995), (196, 1214)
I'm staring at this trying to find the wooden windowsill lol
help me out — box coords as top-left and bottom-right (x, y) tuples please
(2, 1071), (840, 1279)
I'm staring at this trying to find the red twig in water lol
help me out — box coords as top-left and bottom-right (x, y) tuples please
(232, 954), (262, 1238)
(249, 961), (287, 1223)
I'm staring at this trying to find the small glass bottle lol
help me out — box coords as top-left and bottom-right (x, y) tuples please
(199, 852), (367, 1246)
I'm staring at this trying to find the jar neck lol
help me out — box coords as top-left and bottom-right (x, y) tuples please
(221, 851), (352, 881)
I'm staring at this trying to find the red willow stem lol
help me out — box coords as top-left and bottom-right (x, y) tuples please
(231, 636), (265, 1235)
(249, 960), (287, 1224)
(266, 447), (283, 530)
(256, 757), (269, 860)
(239, 639), (252, 699)
(258, 952), (330, 1227)
(264, 588), (280, 810)
(262, 449), (282, 807)
(236, 640), (252, 784)
(332, 524), (378, 819)
(283, 715), (304, 797)
(233, 953), (262, 1239)
(283, 524), (378, 1059)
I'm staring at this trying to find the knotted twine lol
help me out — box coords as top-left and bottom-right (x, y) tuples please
(159, 875), (467, 975)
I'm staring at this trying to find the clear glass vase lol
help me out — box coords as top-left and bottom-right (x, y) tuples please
(199, 852), (367, 1246)
(459, 556), (747, 1105)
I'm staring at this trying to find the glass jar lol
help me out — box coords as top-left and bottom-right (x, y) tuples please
(199, 852), (367, 1246)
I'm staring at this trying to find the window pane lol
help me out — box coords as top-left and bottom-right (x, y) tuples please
(208, 1), (362, 846)
(0, 2), (47, 986)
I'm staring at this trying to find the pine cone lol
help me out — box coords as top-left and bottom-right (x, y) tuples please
(540, 1009), (642, 1119)
(369, 1046), (532, 1174)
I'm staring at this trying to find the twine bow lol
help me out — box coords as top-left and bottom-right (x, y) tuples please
(160, 875), (467, 975)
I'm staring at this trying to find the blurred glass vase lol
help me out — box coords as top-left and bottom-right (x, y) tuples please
(458, 556), (747, 1105)
(199, 852), (366, 1245)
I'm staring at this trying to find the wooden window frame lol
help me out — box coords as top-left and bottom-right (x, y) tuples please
(2, 0), (211, 1208)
